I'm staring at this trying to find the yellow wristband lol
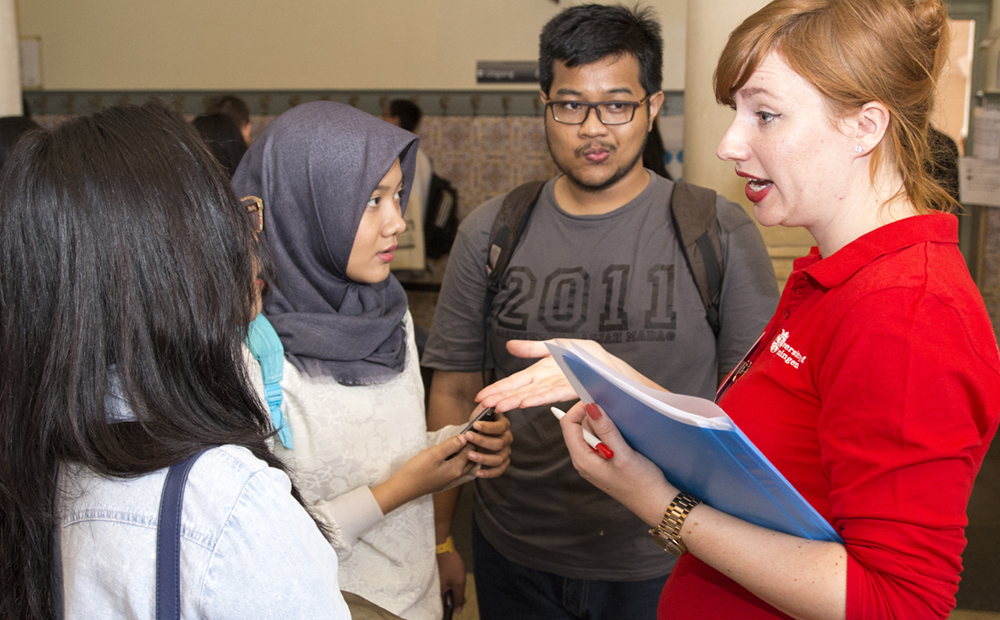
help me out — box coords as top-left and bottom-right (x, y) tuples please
(436, 536), (456, 555)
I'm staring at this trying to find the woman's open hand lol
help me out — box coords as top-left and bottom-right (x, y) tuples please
(476, 341), (576, 412)
(476, 339), (662, 413)
(475, 339), (595, 412)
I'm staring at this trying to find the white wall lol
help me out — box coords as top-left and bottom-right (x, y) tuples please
(16, 0), (686, 91)
(1, 0), (20, 113)
(986, 0), (1000, 92)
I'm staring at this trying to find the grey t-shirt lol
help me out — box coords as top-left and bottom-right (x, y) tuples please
(423, 173), (778, 580)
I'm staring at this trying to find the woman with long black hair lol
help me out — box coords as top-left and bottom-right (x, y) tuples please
(0, 102), (349, 619)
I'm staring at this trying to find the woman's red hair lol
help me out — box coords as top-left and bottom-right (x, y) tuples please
(714, 0), (957, 213)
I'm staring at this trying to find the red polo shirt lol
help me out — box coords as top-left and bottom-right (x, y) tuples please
(659, 214), (1000, 620)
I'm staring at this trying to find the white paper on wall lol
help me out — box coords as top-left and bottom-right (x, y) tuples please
(972, 107), (1000, 161)
(959, 157), (1000, 207)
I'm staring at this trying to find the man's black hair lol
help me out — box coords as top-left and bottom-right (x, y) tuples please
(389, 99), (422, 132)
(539, 3), (663, 97)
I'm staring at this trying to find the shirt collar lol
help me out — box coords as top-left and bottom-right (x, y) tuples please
(795, 213), (958, 289)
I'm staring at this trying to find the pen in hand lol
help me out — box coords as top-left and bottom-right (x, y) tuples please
(551, 407), (614, 459)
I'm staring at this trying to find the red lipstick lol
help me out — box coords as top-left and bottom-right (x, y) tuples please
(737, 171), (773, 203)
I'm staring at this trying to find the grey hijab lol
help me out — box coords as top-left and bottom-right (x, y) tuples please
(232, 101), (418, 385)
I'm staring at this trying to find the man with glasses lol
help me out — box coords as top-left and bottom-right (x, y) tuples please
(422, 5), (778, 619)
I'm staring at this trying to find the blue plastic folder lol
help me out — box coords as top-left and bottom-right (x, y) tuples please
(548, 342), (842, 543)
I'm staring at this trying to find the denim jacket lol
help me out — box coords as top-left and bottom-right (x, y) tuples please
(55, 444), (350, 619)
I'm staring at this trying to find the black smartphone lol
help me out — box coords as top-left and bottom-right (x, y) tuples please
(459, 406), (497, 435)
(443, 590), (454, 620)
(444, 407), (497, 461)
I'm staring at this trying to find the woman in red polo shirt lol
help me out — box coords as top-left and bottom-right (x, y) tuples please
(475, 0), (1000, 618)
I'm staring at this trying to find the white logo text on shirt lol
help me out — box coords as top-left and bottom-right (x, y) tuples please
(770, 329), (807, 368)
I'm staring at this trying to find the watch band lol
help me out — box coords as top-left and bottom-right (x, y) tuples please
(436, 535), (456, 555)
(649, 492), (701, 556)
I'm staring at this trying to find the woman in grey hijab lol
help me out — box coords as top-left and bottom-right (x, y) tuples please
(232, 101), (512, 620)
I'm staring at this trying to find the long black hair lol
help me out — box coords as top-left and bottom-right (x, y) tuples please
(0, 102), (301, 620)
(0, 115), (40, 170)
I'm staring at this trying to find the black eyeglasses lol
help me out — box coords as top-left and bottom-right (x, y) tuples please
(546, 95), (650, 125)
(241, 196), (263, 233)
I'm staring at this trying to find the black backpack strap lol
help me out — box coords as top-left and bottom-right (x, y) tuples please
(424, 173), (460, 259)
(156, 450), (208, 620)
(481, 180), (547, 384)
(669, 181), (725, 337)
(486, 181), (548, 292)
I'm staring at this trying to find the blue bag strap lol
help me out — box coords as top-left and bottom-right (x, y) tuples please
(246, 314), (293, 449)
(155, 450), (207, 620)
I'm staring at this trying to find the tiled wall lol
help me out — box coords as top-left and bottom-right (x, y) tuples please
(419, 116), (559, 221)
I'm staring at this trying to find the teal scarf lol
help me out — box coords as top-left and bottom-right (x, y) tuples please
(247, 314), (293, 449)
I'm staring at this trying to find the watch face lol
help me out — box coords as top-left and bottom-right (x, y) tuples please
(650, 529), (685, 556)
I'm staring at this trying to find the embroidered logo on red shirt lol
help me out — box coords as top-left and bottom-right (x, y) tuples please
(770, 330), (807, 368)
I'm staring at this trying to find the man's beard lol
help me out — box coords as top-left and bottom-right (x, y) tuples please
(546, 128), (648, 194)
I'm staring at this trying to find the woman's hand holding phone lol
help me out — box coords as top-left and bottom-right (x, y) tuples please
(371, 433), (475, 515)
(370, 407), (512, 515)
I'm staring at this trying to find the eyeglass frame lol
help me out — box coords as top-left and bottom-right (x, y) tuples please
(544, 95), (651, 126)
(241, 195), (263, 233)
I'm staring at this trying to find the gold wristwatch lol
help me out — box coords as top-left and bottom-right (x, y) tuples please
(649, 492), (701, 556)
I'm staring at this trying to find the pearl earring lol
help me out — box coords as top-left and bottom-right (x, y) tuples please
(855, 146), (863, 153)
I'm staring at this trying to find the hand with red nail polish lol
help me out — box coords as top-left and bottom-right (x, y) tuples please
(585, 402), (602, 420)
(555, 402), (674, 525)
(552, 406), (613, 459)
